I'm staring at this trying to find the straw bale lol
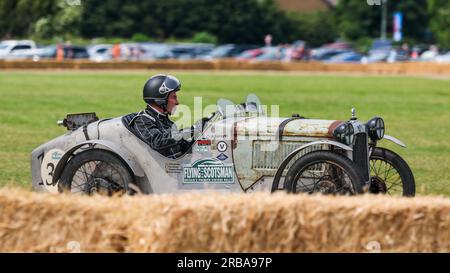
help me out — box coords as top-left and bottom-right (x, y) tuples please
(0, 188), (448, 252)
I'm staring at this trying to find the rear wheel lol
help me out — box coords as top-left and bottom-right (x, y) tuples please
(284, 151), (364, 195)
(59, 149), (140, 196)
(369, 147), (415, 196)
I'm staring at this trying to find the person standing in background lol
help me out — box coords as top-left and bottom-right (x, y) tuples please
(112, 44), (121, 60)
(264, 34), (272, 47)
(56, 43), (64, 61)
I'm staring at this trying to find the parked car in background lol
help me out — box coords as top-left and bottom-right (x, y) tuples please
(235, 48), (266, 61)
(325, 51), (363, 63)
(0, 44), (89, 61)
(200, 44), (259, 60)
(322, 41), (353, 50)
(2, 45), (53, 61)
(0, 40), (36, 59)
(435, 51), (450, 63)
(366, 39), (392, 63)
(59, 45), (89, 59)
(288, 40), (311, 61)
(119, 43), (145, 60)
(170, 43), (215, 60)
(139, 43), (174, 60)
(386, 49), (410, 63)
(88, 44), (112, 62)
(420, 45), (439, 61)
(311, 48), (350, 61)
(254, 46), (286, 61)
(33, 45), (89, 60)
(310, 41), (353, 61)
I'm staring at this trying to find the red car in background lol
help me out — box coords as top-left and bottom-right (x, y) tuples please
(235, 48), (266, 61)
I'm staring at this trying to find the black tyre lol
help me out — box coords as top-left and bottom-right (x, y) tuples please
(59, 149), (140, 196)
(369, 147), (415, 196)
(284, 151), (364, 195)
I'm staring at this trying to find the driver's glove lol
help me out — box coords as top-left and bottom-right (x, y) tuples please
(191, 117), (210, 139)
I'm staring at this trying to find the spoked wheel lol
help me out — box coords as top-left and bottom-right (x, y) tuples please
(369, 147), (415, 196)
(284, 151), (364, 195)
(59, 149), (140, 196)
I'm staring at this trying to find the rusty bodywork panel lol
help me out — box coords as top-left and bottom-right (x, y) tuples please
(231, 117), (342, 190)
(233, 117), (343, 138)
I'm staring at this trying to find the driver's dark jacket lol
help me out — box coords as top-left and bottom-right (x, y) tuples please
(122, 106), (192, 159)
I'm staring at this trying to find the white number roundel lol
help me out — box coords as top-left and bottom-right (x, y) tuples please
(40, 149), (65, 193)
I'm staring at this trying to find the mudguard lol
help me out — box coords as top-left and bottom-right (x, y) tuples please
(52, 139), (145, 184)
(383, 134), (407, 148)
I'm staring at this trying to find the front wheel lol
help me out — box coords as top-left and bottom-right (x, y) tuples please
(284, 151), (364, 195)
(59, 149), (140, 196)
(369, 147), (415, 196)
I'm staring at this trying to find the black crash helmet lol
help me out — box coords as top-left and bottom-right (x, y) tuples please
(143, 74), (181, 108)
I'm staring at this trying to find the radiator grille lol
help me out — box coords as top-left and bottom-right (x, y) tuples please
(352, 133), (369, 181)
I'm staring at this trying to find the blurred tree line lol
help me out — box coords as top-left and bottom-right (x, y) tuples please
(0, 0), (448, 48)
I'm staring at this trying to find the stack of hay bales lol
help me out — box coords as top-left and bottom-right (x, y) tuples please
(0, 188), (448, 252)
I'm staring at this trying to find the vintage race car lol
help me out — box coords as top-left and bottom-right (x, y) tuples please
(31, 94), (415, 196)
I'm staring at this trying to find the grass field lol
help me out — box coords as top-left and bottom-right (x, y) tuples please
(0, 71), (449, 195)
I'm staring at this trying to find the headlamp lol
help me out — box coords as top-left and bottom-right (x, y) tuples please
(333, 122), (354, 145)
(366, 117), (385, 141)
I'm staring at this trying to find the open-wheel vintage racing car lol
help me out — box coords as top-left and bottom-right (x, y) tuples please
(31, 94), (415, 196)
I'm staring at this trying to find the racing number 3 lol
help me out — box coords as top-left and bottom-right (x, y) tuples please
(45, 163), (55, 186)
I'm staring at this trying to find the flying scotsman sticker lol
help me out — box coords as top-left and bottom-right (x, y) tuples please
(183, 158), (234, 184)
